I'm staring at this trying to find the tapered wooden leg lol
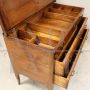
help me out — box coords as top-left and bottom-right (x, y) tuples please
(47, 85), (53, 90)
(16, 74), (20, 85)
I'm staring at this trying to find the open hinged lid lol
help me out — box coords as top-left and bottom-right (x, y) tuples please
(0, 0), (55, 31)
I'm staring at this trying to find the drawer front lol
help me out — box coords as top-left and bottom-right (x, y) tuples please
(55, 17), (88, 76)
(54, 29), (89, 88)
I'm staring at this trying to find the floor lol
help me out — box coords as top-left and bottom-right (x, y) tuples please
(0, 26), (90, 90)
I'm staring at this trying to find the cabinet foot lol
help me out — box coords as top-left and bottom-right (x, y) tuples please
(47, 85), (53, 90)
(16, 74), (20, 85)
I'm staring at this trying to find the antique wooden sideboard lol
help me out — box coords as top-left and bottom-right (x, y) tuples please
(0, 0), (88, 90)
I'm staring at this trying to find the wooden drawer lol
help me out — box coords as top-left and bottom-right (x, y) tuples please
(54, 28), (89, 88)
(14, 2), (84, 53)
(55, 17), (87, 76)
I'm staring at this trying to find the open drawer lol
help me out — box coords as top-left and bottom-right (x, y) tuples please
(55, 17), (87, 76)
(14, 2), (84, 52)
(16, 12), (77, 51)
(54, 28), (89, 88)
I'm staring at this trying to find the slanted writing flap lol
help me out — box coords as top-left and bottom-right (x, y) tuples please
(0, 0), (55, 31)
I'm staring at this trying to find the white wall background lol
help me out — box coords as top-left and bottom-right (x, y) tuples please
(56, 0), (90, 28)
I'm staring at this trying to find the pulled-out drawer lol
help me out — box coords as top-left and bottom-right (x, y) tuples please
(54, 28), (88, 88)
(55, 17), (87, 76)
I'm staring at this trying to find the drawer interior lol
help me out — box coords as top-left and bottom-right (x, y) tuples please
(55, 17), (87, 62)
(17, 25), (60, 49)
(55, 29), (88, 88)
(64, 29), (88, 77)
(15, 3), (83, 50)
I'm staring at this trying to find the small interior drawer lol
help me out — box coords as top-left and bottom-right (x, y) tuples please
(54, 29), (89, 88)
(55, 17), (87, 76)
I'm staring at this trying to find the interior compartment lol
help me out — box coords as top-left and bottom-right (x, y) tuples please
(17, 30), (32, 41)
(15, 3), (83, 51)
(16, 21), (76, 50)
(43, 10), (75, 23)
(28, 14), (72, 31)
(37, 18), (72, 29)
(64, 29), (87, 77)
(16, 24), (60, 49)
(56, 17), (86, 62)
(17, 20), (76, 50)
(49, 3), (83, 17)
(54, 27), (76, 59)
(52, 3), (81, 12)
(34, 32), (59, 48)
(16, 25), (37, 43)
(26, 13), (76, 50)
